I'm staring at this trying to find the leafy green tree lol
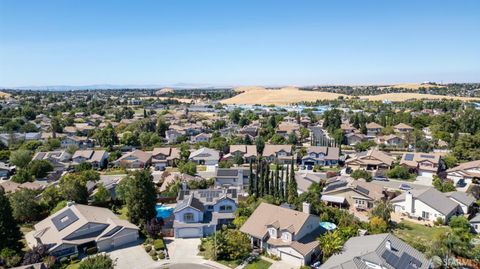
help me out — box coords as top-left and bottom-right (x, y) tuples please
(354, 140), (376, 152)
(318, 230), (344, 261)
(433, 176), (456, 192)
(28, 160), (53, 178)
(121, 131), (140, 147)
(369, 216), (388, 234)
(40, 185), (62, 211)
(79, 254), (115, 269)
(0, 187), (22, 251)
(9, 149), (32, 169)
(370, 199), (393, 223)
(93, 185), (111, 206)
(59, 174), (89, 204)
(386, 165), (412, 180)
(97, 123), (118, 150)
(156, 117), (169, 137)
(11, 169), (33, 183)
(178, 161), (197, 176)
(448, 216), (470, 235)
(351, 169), (372, 182)
(0, 248), (22, 268)
(9, 189), (42, 223)
(20, 140), (43, 151)
(124, 170), (157, 227)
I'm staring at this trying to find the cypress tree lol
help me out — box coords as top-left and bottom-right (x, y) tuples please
(274, 164), (279, 199)
(279, 168), (284, 201)
(264, 162), (270, 196)
(0, 187), (22, 251)
(255, 158), (260, 197)
(258, 160), (264, 197)
(287, 158), (298, 204)
(248, 159), (254, 196)
(284, 164), (289, 199)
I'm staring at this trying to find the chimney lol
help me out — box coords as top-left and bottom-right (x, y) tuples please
(385, 240), (392, 251)
(302, 202), (311, 215)
(405, 191), (413, 214)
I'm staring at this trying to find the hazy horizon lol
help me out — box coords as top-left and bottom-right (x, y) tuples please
(1, 0), (479, 87)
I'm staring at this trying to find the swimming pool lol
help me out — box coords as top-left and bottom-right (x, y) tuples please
(319, 221), (337, 231)
(156, 204), (174, 219)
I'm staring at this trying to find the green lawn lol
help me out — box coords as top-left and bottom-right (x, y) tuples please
(216, 259), (242, 268)
(393, 220), (450, 249)
(66, 262), (80, 269)
(245, 259), (272, 269)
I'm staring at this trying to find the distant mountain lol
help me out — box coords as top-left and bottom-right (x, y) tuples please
(0, 83), (231, 91)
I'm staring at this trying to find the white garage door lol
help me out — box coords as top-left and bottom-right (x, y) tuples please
(280, 251), (304, 267)
(113, 231), (138, 248)
(176, 227), (202, 238)
(419, 171), (433, 178)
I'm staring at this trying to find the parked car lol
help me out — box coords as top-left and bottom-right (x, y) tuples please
(399, 184), (412, 191)
(374, 176), (389, 181)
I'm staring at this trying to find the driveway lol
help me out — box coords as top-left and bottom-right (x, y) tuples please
(167, 238), (202, 260)
(108, 242), (154, 269)
(269, 261), (298, 269)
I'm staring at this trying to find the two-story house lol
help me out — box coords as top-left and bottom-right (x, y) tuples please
(400, 152), (442, 178)
(366, 122), (384, 137)
(191, 133), (212, 144)
(394, 123), (414, 134)
(173, 189), (238, 238)
(262, 144), (294, 164)
(301, 146), (340, 169)
(240, 202), (322, 267)
(150, 147), (180, 170)
(214, 167), (251, 190)
(224, 144), (257, 163)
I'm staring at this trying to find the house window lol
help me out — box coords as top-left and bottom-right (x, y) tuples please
(183, 213), (194, 222)
(422, 211), (430, 220)
(207, 206), (214, 210)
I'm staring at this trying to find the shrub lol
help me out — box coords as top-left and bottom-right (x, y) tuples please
(59, 257), (69, 264)
(144, 245), (152, 252)
(387, 166), (412, 180)
(158, 252), (165, 259)
(351, 169), (372, 182)
(153, 239), (165, 251)
(152, 255), (158, 261)
(86, 247), (98, 255)
(433, 217), (444, 226)
(69, 253), (79, 261)
(149, 249), (156, 256)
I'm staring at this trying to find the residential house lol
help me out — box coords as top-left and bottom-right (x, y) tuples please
(276, 122), (300, 138)
(150, 147), (180, 170)
(345, 133), (367, 146)
(301, 146), (340, 169)
(400, 152), (442, 178)
(262, 144), (294, 164)
(165, 129), (186, 144)
(345, 150), (394, 174)
(191, 133), (212, 143)
(72, 150), (108, 169)
(240, 202), (322, 267)
(60, 136), (93, 149)
(0, 162), (15, 178)
(375, 134), (405, 147)
(114, 150), (152, 169)
(224, 144), (257, 163)
(214, 167), (251, 189)
(340, 122), (357, 134)
(173, 189), (238, 238)
(391, 188), (463, 223)
(394, 123), (414, 134)
(26, 203), (139, 258)
(446, 160), (480, 188)
(470, 214), (480, 233)
(445, 191), (475, 214)
(321, 233), (430, 269)
(295, 172), (324, 194)
(189, 147), (220, 166)
(366, 122), (384, 137)
(320, 177), (386, 210)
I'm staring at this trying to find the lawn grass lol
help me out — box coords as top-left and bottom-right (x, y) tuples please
(245, 259), (272, 269)
(393, 220), (450, 250)
(216, 259), (242, 268)
(197, 165), (207, 172)
(66, 262), (81, 269)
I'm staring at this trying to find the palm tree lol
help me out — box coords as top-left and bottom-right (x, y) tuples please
(318, 230), (344, 262)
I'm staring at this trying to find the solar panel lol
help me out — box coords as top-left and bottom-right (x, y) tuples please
(381, 250), (400, 267)
(382, 250), (422, 269)
(420, 154), (435, 159)
(356, 186), (370, 195)
(102, 226), (122, 237)
(404, 154), (414, 161)
(52, 208), (79, 231)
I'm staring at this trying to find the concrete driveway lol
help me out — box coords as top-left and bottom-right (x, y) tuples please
(167, 238), (202, 260)
(269, 261), (297, 269)
(107, 242), (154, 269)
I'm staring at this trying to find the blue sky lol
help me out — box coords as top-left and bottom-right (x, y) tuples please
(0, 0), (479, 87)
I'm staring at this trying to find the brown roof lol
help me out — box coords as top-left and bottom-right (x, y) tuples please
(0, 181), (20, 193)
(394, 123), (414, 130)
(366, 122), (384, 129)
(447, 160), (480, 173)
(305, 146), (340, 160)
(262, 144), (292, 157)
(240, 202), (317, 239)
(346, 150), (394, 166)
(116, 150), (152, 163)
(400, 152), (441, 170)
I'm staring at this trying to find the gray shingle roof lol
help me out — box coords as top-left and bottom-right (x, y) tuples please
(391, 188), (459, 216)
(322, 233), (430, 269)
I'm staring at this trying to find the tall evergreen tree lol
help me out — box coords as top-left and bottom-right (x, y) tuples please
(258, 160), (264, 197)
(0, 187), (22, 251)
(248, 160), (254, 196)
(273, 164), (279, 199)
(284, 165), (289, 199)
(264, 162), (270, 196)
(125, 170), (157, 227)
(255, 158), (260, 197)
(279, 168), (284, 201)
(287, 158), (298, 204)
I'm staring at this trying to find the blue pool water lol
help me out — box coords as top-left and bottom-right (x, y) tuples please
(156, 204), (174, 219)
(319, 222), (337, 231)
